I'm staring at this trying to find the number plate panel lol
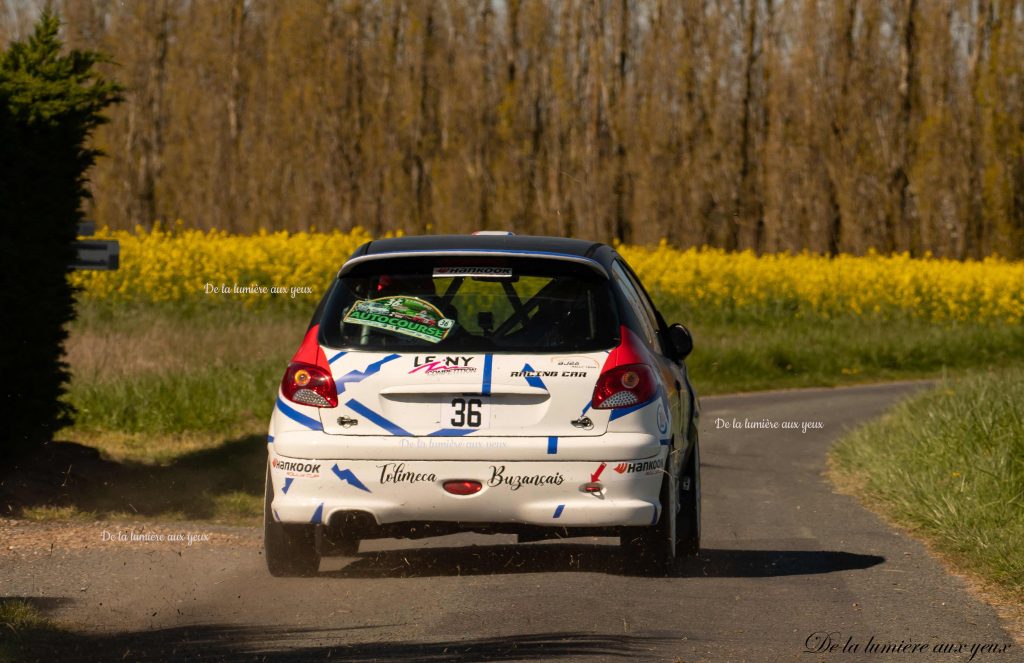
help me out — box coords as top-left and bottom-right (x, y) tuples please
(441, 396), (492, 430)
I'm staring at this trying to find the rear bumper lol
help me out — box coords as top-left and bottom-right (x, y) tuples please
(268, 449), (667, 529)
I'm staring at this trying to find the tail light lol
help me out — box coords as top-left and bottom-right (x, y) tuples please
(444, 480), (483, 495)
(591, 364), (656, 409)
(281, 362), (338, 408)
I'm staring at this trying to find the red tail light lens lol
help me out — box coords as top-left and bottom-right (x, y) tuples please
(591, 364), (656, 409)
(443, 480), (483, 495)
(281, 362), (338, 408)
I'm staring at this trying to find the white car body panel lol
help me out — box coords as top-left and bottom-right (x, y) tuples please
(316, 350), (612, 438)
(267, 453), (666, 528)
(268, 343), (678, 527)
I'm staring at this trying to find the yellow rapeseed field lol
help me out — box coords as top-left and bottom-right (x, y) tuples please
(71, 227), (1024, 323)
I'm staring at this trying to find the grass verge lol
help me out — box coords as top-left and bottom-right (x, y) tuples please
(829, 368), (1024, 634)
(7, 433), (267, 524)
(65, 304), (306, 437)
(680, 315), (1024, 394)
(0, 599), (58, 663)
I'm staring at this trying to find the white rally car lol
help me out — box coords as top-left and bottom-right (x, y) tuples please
(265, 233), (700, 576)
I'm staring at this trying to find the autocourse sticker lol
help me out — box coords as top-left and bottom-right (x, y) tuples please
(343, 296), (454, 343)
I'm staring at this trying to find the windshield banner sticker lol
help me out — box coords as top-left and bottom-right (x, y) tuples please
(343, 297), (455, 344)
(432, 266), (513, 278)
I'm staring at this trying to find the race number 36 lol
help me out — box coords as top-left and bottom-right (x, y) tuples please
(444, 397), (490, 428)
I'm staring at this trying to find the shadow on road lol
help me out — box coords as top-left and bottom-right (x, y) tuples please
(687, 548), (885, 577)
(4, 625), (675, 662)
(0, 436), (265, 520)
(322, 543), (884, 579)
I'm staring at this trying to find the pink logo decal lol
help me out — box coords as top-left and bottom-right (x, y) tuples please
(409, 361), (476, 374)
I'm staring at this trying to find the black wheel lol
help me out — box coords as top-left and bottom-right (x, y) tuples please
(263, 467), (321, 577)
(677, 432), (701, 556)
(620, 467), (676, 576)
(620, 432), (701, 575)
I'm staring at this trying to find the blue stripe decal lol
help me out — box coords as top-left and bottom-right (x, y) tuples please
(429, 428), (476, 437)
(609, 397), (656, 421)
(331, 464), (371, 492)
(336, 354), (400, 394)
(650, 501), (660, 525)
(273, 509), (280, 522)
(311, 503), (324, 524)
(581, 402), (592, 415)
(267, 435), (274, 444)
(482, 354), (493, 395)
(327, 351), (347, 364)
(282, 477), (294, 494)
(521, 363), (547, 390)
(553, 504), (565, 519)
(275, 397), (324, 431)
(345, 398), (412, 436)
(547, 436), (558, 454)
(659, 438), (671, 446)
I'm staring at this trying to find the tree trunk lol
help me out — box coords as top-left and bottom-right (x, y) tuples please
(734, 0), (759, 252)
(826, 0), (858, 256)
(890, 0), (919, 253)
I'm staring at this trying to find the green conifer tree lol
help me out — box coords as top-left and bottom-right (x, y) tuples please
(0, 10), (122, 457)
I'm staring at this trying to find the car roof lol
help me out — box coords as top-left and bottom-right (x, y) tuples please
(356, 234), (606, 258)
(341, 234), (618, 275)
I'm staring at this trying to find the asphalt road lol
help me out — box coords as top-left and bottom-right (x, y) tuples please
(2, 382), (1018, 662)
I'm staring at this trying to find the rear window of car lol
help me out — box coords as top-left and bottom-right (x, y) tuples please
(319, 256), (620, 352)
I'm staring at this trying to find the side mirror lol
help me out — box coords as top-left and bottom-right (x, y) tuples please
(667, 324), (693, 360)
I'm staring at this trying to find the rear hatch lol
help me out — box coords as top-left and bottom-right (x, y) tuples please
(315, 254), (619, 438)
(318, 350), (610, 437)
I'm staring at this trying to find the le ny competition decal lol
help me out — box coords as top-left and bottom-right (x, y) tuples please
(343, 296), (455, 343)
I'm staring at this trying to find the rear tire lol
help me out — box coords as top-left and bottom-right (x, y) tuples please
(620, 469), (676, 576)
(264, 467), (321, 577)
(620, 433), (701, 575)
(677, 434), (701, 556)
